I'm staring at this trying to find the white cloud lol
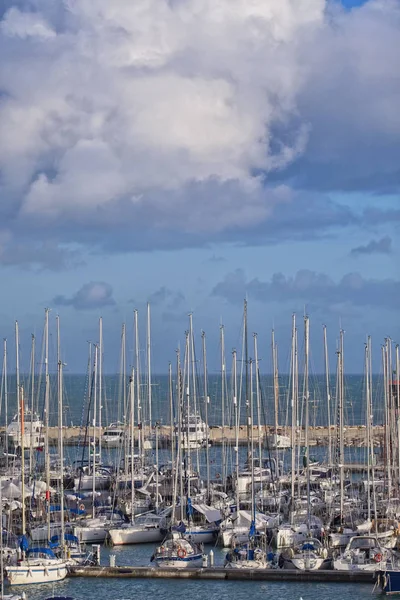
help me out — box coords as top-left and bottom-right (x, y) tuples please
(0, 0), (398, 259)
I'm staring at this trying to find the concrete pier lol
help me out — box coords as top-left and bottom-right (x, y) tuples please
(68, 565), (376, 583)
(7, 424), (382, 448)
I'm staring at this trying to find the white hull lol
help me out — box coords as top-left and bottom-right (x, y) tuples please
(333, 558), (386, 571)
(154, 555), (203, 568)
(6, 560), (67, 585)
(109, 525), (163, 545)
(185, 527), (218, 544)
(74, 525), (108, 543)
(285, 556), (327, 570)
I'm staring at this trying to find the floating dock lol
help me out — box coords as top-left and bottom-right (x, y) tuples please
(68, 565), (376, 583)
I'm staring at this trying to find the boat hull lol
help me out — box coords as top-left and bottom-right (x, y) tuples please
(154, 554), (203, 568)
(6, 561), (67, 585)
(109, 526), (163, 545)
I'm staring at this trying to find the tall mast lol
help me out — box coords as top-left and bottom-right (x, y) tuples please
(134, 310), (143, 469)
(15, 321), (20, 430)
(272, 330), (279, 442)
(57, 315), (65, 555)
(147, 303), (152, 426)
(201, 331), (210, 499)
(254, 333), (262, 474)
(30, 334), (35, 473)
(365, 339), (371, 522)
(98, 317), (103, 464)
(244, 300), (250, 460)
(337, 329), (345, 523)
(304, 315), (310, 532)
(3, 339), (8, 469)
(290, 314), (297, 518)
(92, 344), (98, 519)
(232, 349), (240, 511)
(249, 358), (255, 520)
(129, 368), (135, 524)
(220, 325), (226, 488)
(323, 325), (332, 466)
(44, 308), (51, 542)
(168, 363), (175, 473)
(20, 385), (26, 538)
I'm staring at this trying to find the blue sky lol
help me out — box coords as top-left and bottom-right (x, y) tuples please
(0, 0), (398, 374)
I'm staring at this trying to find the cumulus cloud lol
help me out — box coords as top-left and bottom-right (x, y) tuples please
(350, 236), (392, 256)
(53, 281), (116, 310)
(212, 268), (400, 310)
(0, 0), (398, 263)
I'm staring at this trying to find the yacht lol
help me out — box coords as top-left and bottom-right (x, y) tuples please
(102, 423), (126, 449)
(177, 413), (209, 450)
(3, 409), (45, 455)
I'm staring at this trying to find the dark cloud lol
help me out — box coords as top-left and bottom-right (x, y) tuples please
(0, 235), (83, 270)
(53, 282), (116, 311)
(212, 268), (400, 311)
(147, 286), (184, 309)
(350, 236), (392, 257)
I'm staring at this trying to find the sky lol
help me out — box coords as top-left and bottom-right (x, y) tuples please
(0, 0), (398, 375)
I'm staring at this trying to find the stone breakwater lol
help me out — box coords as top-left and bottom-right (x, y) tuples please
(5, 424), (382, 447)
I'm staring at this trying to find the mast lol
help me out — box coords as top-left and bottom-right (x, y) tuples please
(92, 344), (98, 520)
(44, 308), (51, 542)
(304, 315), (310, 533)
(147, 303), (152, 426)
(134, 310), (143, 469)
(244, 300), (250, 460)
(365, 338), (371, 522)
(15, 321), (20, 431)
(129, 368), (135, 524)
(249, 359), (255, 521)
(201, 331), (210, 499)
(337, 329), (345, 523)
(254, 334), (263, 479)
(2, 339), (8, 469)
(30, 334), (35, 474)
(20, 385), (26, 538)
(290, 314), (297, 519)
(323, 325), (332, 466)
(232, 349), (240, 511)
(98, 317), (103, 464)
(220, 324), (226, 489)
(272, 329), (279, 445)
(168, 363), (175, 474)
(57, 315), (65, 556)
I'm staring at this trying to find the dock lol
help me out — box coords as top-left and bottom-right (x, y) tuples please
(68, 565), (376, 583)
(2, 424), (382, 448)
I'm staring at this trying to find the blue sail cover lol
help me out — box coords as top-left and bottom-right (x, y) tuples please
(19, 535), (29, 552)
(172, 521), (186, 534)
(249, 520), (256, 538)
(186, 497), (194, 518)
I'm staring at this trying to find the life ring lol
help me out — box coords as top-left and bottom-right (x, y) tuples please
(374, 553), (383, 563)
(79, 503), (85, 511)
(177, 547), (187, 559)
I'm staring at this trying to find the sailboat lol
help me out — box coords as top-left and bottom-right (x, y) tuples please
(0, 484), (26, 600)
(150, 529), (203, 568)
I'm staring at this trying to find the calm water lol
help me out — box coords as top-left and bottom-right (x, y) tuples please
(9, 543), (376, 600)
(9, 544), (372, 600)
